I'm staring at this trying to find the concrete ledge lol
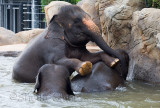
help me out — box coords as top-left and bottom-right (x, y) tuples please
(0, 44), (26, 57)
(0, 44), (27, 52)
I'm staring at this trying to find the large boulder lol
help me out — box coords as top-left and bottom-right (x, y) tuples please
(44, 1), (71, 25)
(95, 0), (116, 42)
(0, 27), (22, 46)
(0, 27), (44, 46)
(16, 29), (45, 43)
(128, 8), (160, 83)
(101, 0), (144, 49)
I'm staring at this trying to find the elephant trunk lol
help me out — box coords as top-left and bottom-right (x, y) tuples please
(83, 18), (119, 57)
(91, 30), (127, 76)
(83, 18), (127, 76)
(92, 34), (118, 57)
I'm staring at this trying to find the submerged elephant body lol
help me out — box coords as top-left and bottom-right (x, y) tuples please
(13, 5), (122, 83)
(71, 62), (123, 92)
(71, 50), (129, 93)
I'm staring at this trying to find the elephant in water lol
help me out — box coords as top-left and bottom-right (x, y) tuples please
(71, 50), (129, 92)
(33, 50), (129, 99)
(34, 64), (74, 99)
(35, 50), (129, 99)
(13, 5), (126, 83)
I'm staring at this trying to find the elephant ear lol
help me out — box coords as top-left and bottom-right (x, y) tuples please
(49, 15), (58, 24)
(45, 15), (63, 39)
(34, 71), (42, 93)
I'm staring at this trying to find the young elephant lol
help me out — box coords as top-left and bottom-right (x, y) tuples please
(71, 50), (129, 92)
(13, 5), (123, 83)
(34, 64), (74, 99)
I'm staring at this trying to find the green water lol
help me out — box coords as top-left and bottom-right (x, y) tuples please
(0, 56), (160, 108)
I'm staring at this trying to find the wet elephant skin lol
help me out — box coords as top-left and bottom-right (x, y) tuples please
(12, 5), (121, 83)
(71, 50), (129, 93)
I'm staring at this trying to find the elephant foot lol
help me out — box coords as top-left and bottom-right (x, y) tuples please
(78, 61), (92, 76)
(110, 58), (119, 67)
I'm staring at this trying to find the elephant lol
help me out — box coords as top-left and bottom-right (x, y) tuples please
(34, 64), (74, 99)
(71, 50), (129, 92)
(12, 5), (125, 83)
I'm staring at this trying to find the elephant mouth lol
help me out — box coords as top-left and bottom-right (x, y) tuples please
(63, 31), (85, 48)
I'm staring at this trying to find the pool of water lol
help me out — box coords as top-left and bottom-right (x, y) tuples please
(0, 56), (160, 108)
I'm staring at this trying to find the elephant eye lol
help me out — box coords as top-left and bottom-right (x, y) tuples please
(75, 32), (83, 38)
(74, 18), (81, 23)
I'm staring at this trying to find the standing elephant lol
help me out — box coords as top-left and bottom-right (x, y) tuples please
(71, 50), (129, 92)
(13, 5), (125, 83)
(34, 64), (74, 99)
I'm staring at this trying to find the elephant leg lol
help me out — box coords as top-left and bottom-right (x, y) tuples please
(101, 52), (119, 67)
(56, 57), (92, 76)
(81, 51), (119, 67)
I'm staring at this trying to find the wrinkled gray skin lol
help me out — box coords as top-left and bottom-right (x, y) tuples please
(34, 64), (74, 99)
(12, 5), (126, 83)
(71, 50), (129, 93)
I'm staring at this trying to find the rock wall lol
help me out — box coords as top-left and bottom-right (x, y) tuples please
(0, 27), (44, 46)
(79, 0), (160, 83)
(99, 0), (144, 50)
(16, 29), (45, 43)
(129, 8), (160, 83)
(0, 27), (22, 46)
(95, 0), (116, 42)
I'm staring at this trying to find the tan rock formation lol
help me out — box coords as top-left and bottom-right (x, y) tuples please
(44, 1), (71, 26)
(0, 27), (44, 45)
(129, 8), (160, 83)
(16, 29), (45, 43)
(96, 0), (116, 42)
(102, 0), (144, 49)
(0, 27), (22, 46)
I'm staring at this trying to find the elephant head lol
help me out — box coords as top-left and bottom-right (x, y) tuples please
(48, 5), (127, 74)
(34, 64), (74, 99)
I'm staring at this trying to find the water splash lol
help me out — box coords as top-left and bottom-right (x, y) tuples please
(127, 58), (135, 81)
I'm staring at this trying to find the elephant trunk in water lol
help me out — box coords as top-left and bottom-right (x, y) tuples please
(82, 18), (127, 75)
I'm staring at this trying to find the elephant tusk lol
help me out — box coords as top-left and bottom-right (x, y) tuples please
(110, 58), (119, 67)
